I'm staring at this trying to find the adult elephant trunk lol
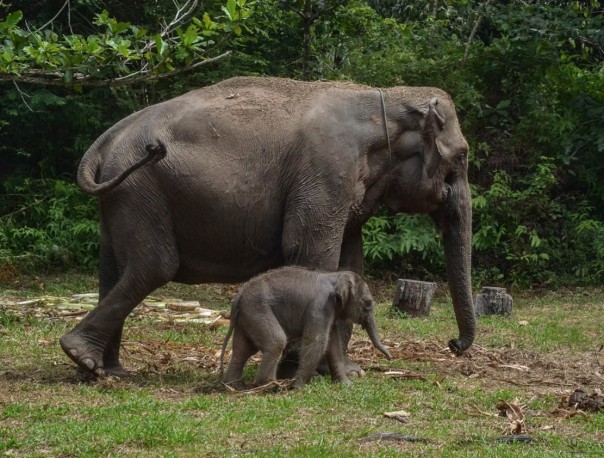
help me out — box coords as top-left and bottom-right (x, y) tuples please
(437, 176), (475, 355)
(363, 315), (392, 360)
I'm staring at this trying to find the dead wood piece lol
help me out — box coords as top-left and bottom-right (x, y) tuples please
(392, 279), (437, 317)
(496, 435), (534, 444)
(223, 379), (295, 394)
(358, 432), (430, 443)
(474, 286), (513, 316)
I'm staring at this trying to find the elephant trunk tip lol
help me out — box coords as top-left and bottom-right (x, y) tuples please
(448, 338), (472, 356)
(381, 348), (393, 361)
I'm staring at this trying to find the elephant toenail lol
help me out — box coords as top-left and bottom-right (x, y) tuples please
(83, 358), (95, 370)
(69, 349), (78, 357)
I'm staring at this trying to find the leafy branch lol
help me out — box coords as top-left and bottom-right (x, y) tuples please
(0, 0), (252, 87)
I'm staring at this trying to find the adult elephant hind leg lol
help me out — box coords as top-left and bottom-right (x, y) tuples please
(60, 249), (178, 375)
(97, 238), (129, 377)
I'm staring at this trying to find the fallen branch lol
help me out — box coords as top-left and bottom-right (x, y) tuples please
(222, 379), (295, 394)
(358, 432), (431, 444)
(0, 51), (232, 88)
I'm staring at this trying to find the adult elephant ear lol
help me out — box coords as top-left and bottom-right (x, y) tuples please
(421, 98), (446, 178)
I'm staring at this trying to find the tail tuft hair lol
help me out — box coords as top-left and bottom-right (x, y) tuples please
(145, 139), (167, 163)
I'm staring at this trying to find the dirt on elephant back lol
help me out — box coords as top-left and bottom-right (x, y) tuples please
(184, 76), (449, 125)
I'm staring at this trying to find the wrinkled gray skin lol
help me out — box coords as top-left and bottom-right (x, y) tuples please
(220, 267), (392, 388)
(60, 76), (474, 377)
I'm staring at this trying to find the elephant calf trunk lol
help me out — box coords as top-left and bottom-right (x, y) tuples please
(363, 318), (392, 360)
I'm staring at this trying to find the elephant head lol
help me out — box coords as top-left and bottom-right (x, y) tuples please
(335, 272), (392, 360)
(382, 91), (475, 354)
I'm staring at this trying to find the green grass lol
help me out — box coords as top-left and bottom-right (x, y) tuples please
(1, 275), (603, 457)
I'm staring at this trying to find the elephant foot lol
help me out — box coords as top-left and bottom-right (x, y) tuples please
(292, 379), (306, 389)
(60, 332), (105, 376)
(102, 350), (129, 377)
(76, 363), (129, 378)
(448, 339), (465, 356)
(338, 377), (353, 386)
(344, 357), (365, 378)
(104, 364), (130, 378)
(222, 380), (245, 391)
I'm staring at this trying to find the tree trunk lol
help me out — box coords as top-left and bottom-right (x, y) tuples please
(392, 279), (437, 317)
(474, 286), (513, 316)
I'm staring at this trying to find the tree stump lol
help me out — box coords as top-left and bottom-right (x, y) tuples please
(474, 286), (513, 317)
(392, 279), (437, 317)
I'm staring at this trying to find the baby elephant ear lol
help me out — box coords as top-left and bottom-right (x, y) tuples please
(335, 274), (352, 307)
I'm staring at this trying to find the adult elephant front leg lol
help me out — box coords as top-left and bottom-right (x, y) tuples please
(277, 177), (351, 377)
(281, 184), (349, 272)
(335, 226), (366, 377)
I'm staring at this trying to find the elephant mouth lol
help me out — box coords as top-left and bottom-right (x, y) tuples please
(385, 174), (452, 213)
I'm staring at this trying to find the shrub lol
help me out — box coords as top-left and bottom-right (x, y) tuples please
(0, 177), (99, 272)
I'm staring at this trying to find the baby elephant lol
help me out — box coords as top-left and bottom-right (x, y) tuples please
(220, 266), (392, 388)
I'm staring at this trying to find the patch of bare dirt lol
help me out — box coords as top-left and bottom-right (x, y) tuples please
(352, 338), (604, 395)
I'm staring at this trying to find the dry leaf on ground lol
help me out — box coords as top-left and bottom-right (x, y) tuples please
(383, 410), (411, 423)
(496, 398), (526, 435)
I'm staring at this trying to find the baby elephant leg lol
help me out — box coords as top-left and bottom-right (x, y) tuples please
(326, 326), (352, 386)
(293, 331), (330, 388)
(255, 326), (288, 386)
(224, 331), (257, 386)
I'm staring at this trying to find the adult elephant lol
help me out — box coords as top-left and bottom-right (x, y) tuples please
(61, 76), (474, 376)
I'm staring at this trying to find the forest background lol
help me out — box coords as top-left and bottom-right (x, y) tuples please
(0, 0), (602, 288)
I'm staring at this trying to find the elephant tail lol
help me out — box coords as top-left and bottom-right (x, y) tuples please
(77, 139), (167, 196)
(219, 298), (239, 382)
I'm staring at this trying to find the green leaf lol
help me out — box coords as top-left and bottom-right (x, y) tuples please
(182, 25), (198, 47)
(63, 69), (73, 83)
(2, 10), (23, 30)
(227, 0), (237, 18)
(202, 13), (215, 30)
(221, 5), (233, 21)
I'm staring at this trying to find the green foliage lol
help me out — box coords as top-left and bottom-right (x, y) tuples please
(0, 0), (253, 85)
(0, 0), (603, 287)
(362, 213), (444, 279)
(0, 178), (99, 271)
(473, 158), (604, 287)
